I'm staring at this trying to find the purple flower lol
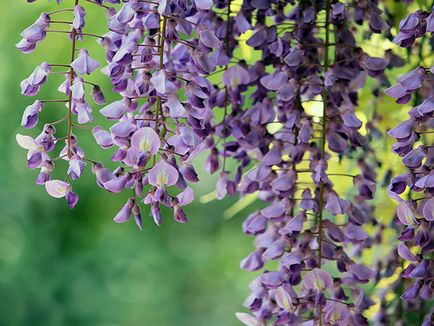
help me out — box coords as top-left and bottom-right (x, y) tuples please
(130, 127), (161, 155)
(16, 133), (43, 154)
(91, 85), (106, 105)
(275, 286), (295, 310)
(195, 0), (213, 10)
(360, 56), (389, 77)
(198, 26), (221, 49)
(67, 158), (86, 180)
(45, 180), (78, 208)
(344, 224), (368, 242)
(349, 264), (375, 282)
(422, 197), (434, 221)
(150, 70), (177, 95)
(92, 126), (113, 149)
(260, 71), (287, 91)
(261, 202), (285, 219)
(260, 271), (285, 288)
(280, 213), (304, 234)
(114, 199), (134, 223)
(17, 1), (429, 322)
(16, 39), (37, 54)
(284, 48), (303, 67)
(397, 243), (417, 262)
(17, 13), (50, 53)
(262, 239), (286, 260)
(235, 312), (259, 326)
(145, 198), (160, 222)
(303, 269), (333, 291)
(21, 100), (43, 128)
(387, 120), (414, 140)
(397, 201), (417, 225)
(240, 251), (264, 271)
(401, 282), (421, 301)
(71, 49), (100, 75)
(165, 95), (187, 118)
(148, 162), (179, 188)
(223, 65), (250, 87)
(103, 173), (131, 193)
(427, 11), (434, 32)
(20, 62), (51, 96)
(176, 187), (194, 206)
(100, 100), (126, 119)
(133, 204), (142, 231)
(73, 5), (86, 30)
(173, 204), (188, 224)
(323, 301), (350, 326)
(216, 171), (230, 199)
(243, 212), (267, 235)
(325, 193), (350, 215)
(110, 119), (135, 138)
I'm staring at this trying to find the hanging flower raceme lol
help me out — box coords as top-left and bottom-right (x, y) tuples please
(93, 0), (219, 229)
(15, 1), (431, 324)
(386, 5), (434, 324)
(200, 1), (391, 325)
(17, 1), (107, 208)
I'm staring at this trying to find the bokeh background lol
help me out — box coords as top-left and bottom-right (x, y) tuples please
(0, 1), (430, 326)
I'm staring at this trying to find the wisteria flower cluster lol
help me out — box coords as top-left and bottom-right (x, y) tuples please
(386, 5), (434, 325)
(17, 0), (219, 229)
(209, 1), (392, 324)
(15, 0), (433, 325)
(17, 0), (105, 209)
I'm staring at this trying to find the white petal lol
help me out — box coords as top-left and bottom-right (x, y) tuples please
(177, 187), (194, 206)
(45, 180), (70, 198)
(235, 313), (259, 326)
(16, 134), (39, 150)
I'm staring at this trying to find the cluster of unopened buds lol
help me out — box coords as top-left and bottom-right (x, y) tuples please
(16, 0), (434, 325)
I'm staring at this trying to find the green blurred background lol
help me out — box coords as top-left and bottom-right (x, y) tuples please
(0, 2), (260, 326)
(0, 1), (431, 326)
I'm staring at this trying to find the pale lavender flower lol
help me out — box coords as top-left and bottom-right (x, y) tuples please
(73, 5), (86, 30)
(148, 162), (179, 188)
(130, 127), (160, 155)
(45, 180), (78, 208)
(16, 13), (50, 53)
(114, 199), (134, 223)
(20, 62), (51, 96)
(71, 49), (100, 75)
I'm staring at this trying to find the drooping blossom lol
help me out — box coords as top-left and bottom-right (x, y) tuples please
(45, 180), (78, 208)
(385, 4), (434, 323)
(15, 1), (433, 323)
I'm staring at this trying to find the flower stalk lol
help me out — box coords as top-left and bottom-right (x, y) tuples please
(66, 0), (80, 159)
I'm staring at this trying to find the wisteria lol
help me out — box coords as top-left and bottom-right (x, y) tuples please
(16, 0), (107, 208)
(214, 1), (390, 324)
(386, 4), (434, 325)
(15, 0), (433, 325)
(93, 0), (220, 228)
